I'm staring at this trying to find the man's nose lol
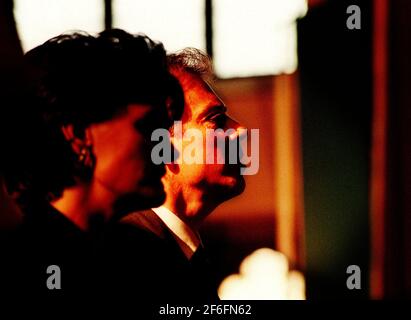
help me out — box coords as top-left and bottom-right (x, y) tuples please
(226, 117), (247, 141)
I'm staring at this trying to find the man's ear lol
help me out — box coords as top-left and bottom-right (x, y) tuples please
(61, 124), (92, 154)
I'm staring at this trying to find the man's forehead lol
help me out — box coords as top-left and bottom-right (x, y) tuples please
(174, 70), (224, 116)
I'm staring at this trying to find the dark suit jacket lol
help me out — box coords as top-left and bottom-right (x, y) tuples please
(105, 209), (220, 302)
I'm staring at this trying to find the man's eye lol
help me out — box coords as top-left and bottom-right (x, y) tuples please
(207, 114), (226, 128)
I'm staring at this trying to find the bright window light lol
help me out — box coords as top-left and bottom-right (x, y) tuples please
(14, 0), (104, 52)
(113, 0), (205, 53)
(213, 0), (308, 78)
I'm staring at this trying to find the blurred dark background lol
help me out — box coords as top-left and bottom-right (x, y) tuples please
(298, 0), (372, 299)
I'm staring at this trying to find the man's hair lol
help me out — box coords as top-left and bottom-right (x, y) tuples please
(167, 47), (214, 83)
(166, 48), (214, 135)
(5, 29), (183, 206)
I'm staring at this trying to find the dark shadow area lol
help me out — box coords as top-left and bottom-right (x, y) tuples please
(0, 0), (25, 229)
(298, 0), (372, 299)
(201, 216), (275, 287)
(385, 0), (411, 299)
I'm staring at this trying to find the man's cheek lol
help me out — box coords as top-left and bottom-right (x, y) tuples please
(179, 136), (203, 165)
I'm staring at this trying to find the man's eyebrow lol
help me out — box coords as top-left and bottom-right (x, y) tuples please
(198, 104), (227, 119)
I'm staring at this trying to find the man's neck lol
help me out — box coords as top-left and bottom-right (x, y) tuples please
(162, 190), (218, 230)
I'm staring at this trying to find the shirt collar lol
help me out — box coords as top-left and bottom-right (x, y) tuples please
(152, 206), (201, 259)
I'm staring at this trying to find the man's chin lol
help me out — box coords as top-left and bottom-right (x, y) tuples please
(231, 175), (246, 196)
(215, 175), (246, 200)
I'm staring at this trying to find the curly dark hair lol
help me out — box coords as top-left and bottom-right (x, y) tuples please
(4, 29), (183, 207)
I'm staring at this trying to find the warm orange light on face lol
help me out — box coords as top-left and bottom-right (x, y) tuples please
(168, 71), (246, 197)
(89, 104), (166, 201)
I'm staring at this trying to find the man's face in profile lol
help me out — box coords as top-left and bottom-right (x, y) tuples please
(169, 70), (246, 206)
